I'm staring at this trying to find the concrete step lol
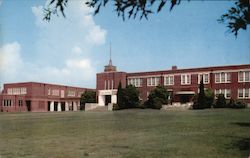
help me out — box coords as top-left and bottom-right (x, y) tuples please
(90, 106), (108, 111)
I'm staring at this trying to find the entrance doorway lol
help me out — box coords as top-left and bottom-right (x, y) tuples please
(61, 102), (65, 111)
(105, 95), (111, 106)
(54, 102), (58, 111)
(48, 101), (51, 111)
(26, 100), (31, 111)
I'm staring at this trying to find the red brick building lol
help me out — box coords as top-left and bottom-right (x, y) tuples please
(1, 60), (250, 112)
(0, 82), (93, 112)
(97, 61), (250, 107)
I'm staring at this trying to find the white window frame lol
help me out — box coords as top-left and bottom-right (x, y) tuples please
(215, 72), (231, 83)
(147, 77), (160, 87)
(128, 78), (143, 87)
(164, 75), (174, 86)
(238, 88), (250, 98)
(198, 73), (209, 84)
(181, 74), (191, 85)
(214, 89), (231, 99)
(238, 71), (250, 82)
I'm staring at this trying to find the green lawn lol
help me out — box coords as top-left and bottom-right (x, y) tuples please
(0, 109), (250, 158)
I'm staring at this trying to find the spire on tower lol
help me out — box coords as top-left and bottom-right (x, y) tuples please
(104, 41), (117, 72)
(109, 42), (112, 66)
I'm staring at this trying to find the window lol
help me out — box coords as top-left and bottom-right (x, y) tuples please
(198, 73), (209, 84)
(238, 71), (250, 82)
(48, 88), (51, 95)
(181, 74), (191, 85)
(215, 89), (231, 98)
(215, 72), (231, 83)
(111, 80), (114, 89)
(52, 89), (59, 96)
(226, 89), (231, 98)
(215, 73), (220, 83)
(164, 75), (174, 85)
(4, 100), (12, 106)
(238, 89), (244, 98)
(238, 88), (250, 98)
(104, 80), (107, 90)
(20, 88), (27, 94)
(7, 88), (13, 95)
(128, 78), (143, 87)
(18, 100), (23, 106)
(61, 90), (65, 98)
(147, 77), (160, 86)
(67, 90), (75, 97)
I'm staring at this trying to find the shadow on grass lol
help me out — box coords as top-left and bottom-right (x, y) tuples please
(232, 122), (250, 127)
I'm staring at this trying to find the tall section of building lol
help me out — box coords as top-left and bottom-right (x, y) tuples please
(96, 54), (126, 106)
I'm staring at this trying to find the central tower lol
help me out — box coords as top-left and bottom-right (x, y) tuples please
(96, 43), (127, 106)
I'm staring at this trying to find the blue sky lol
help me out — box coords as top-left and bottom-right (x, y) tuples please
(0, 0), (249, 88)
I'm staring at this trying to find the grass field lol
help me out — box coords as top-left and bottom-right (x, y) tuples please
(0, 109), (250, 158)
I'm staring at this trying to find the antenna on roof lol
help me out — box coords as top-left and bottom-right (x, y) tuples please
(109, 41), (112, 66)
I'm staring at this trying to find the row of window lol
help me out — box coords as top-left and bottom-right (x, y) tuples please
(2, 100), (23, 106)
(48, 89), (83, 97)
(7, 88), (27, 95)
(104, 80), (114, 90)
(127, 71), (250, 87)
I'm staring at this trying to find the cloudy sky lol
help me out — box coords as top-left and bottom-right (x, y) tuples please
(0, 0), (249, 89)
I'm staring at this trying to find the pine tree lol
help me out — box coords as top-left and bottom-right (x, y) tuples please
(117, 81), (125, 109)
(194, 77), (206, 109)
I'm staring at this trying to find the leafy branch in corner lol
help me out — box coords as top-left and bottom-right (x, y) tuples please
(218, 0), (250, 37)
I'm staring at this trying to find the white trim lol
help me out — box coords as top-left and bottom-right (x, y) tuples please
(238, 71), (250, 83)
(238, 88), (250, 99)
(214, 89), (231, 99)
(164, 75), (174, 86)
(181, 74), (191, 85)
(147, 77), (160, 87)
(198, 73), (210, 84)
(214, 72), (231, 83)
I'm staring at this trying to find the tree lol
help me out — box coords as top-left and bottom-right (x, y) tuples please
(123, 85), (140, 108)
(80, 91), (96, 110)
(204, 88), (214, 108)
(218, 0), (250, 36)
(214, 94), (226, 108)
(44, 0), (249, 37)
(117, 81), (125, 109)
(193, 77), (206, 109)
(145, 85), (169, 109)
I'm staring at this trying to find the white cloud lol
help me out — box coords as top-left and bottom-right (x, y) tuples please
(0, 42), (23, 76)
(0, 42), (96, 87)
(72, 46), (82, 54)
(0, 1), (107, 88)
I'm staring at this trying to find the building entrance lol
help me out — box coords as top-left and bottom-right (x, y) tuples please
(105, 95), (111, 106)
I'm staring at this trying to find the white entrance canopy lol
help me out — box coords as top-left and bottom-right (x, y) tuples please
(98, 89), (117, 106)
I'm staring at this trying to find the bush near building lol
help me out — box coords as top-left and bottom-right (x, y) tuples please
(214, 94), (227, 108)
(115, 82), (140, 110)
(227, 98), (246, 109)
(80, 91), (97, 110)
(144, 85), (169, 109)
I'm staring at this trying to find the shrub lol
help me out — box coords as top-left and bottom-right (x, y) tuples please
(214, 94), (226, 108)
(113, 103), (120, 110)
(205, 88), (214, 108)
(234, 100), (247, 109)
(145, 85), (169, 109)
(152, 97), (164, 109)
(80, 91), (96, 110)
